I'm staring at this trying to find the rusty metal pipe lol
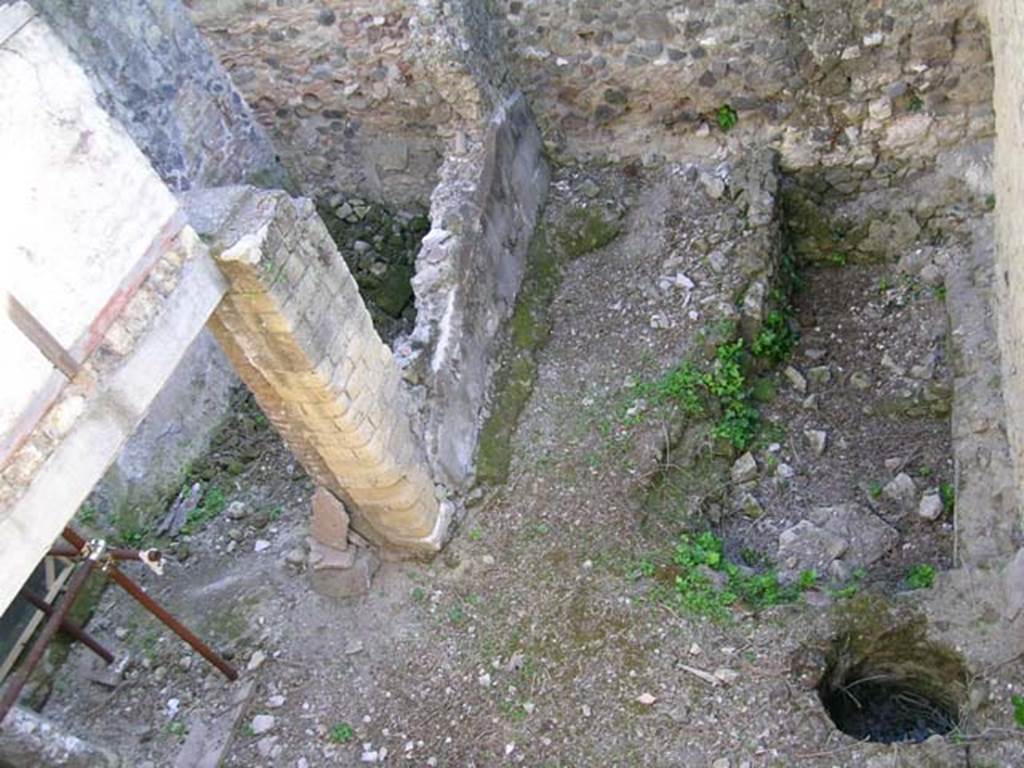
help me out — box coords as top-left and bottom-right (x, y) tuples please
(104, 564), (238, 681)
(19, 588), (114, 665)
(61, 527), (237, 682)
(0, 559), (95, 724)
(48, 545), (159, 562)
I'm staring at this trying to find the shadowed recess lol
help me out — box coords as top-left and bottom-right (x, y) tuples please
(817, 615), (967, 743)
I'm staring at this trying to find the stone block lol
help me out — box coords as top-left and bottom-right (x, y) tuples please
(310, 486), (349, 550)
(308, 537), (355, 570)
(309, 540), (379, 599)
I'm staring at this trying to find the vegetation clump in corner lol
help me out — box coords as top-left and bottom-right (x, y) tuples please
(751, 309), (795, 364)
(905, 563), (936, 590)
(638, 336), (763, 451)
(636, 247), (799, 451)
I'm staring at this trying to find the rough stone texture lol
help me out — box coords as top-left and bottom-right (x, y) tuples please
(881, 471), (917, 514)
(0, 5), (227, 613)
(31, 0), (284, 193)
(947, 221), (1021, 564)
(187, 0), (509, 205)
(310, 486), (349, 551)
(1006, 547), (1024, 621)
(0, 705), (122, 768)
(316, 198), (430, 341)
(776, 504), (898, 581)
(186, 0), (994, 208)
(730, 453), (757, 484)
(171, 681), (255, 768)
(185, 186), (448, 553)
(989, 0), (1024, 537)
(309, 542), (380, 600)
(403, 93), (549, 488)
(501, 0), (992, 171)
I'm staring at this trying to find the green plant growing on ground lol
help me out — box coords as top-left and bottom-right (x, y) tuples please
(648, 361), (705, 416)
(828, 567), (868, 600)
(448, 605), (466, 625)
(716, 104), (738, 132)
(1012, 694), (1024, 728)
(906, 563), (936, 590)
(939, 481), (956, 517)
(179, 484), (227, 535)
(78, 502), (98, 526)
(645, 339), (761, 450)
(669, 531), (802, 619)
(868, 481), (884, 499)
(825, 251), (847, 267)
(714, 399), (760, 450)
(703, 339), (745, 399)
(752, 310), (795, 364)
(798, 569), (819, 590)
(629, 557), (656, 580)
(702, 340), (760, 449)
(118, 521), (147, 547)
(329, 722), (355, 743)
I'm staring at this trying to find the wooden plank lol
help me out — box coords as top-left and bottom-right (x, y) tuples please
(5, 293), (80, 379)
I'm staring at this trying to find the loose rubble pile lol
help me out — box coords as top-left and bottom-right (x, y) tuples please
(721, 256), (958, 591)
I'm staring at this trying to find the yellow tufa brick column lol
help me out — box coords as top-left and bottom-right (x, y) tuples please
(199, 188), (448, 554)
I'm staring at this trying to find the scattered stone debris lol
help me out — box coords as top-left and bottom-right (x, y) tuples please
(730, 453), (758, 484)
(783, 366), (807, 394)
(803, 429), (828, 457)
(918, 492), (944, 521)
(777, 504), (899, 581)
(882, 472), (918, 514)
(250, 714), (274, 736)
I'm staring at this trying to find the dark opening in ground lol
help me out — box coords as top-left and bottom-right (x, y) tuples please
(317, 195), (430, 342)
(820, 674), (959, 743)
(817, 618), (966, 744)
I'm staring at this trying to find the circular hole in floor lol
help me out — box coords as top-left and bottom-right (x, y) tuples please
(817, 620), (967, 744)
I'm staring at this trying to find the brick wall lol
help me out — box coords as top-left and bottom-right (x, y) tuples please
(186, 187), (448, 553)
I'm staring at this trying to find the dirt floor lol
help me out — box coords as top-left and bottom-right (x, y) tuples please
(36, 163), (1024, 767)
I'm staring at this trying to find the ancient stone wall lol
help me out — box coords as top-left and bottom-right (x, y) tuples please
(502, 0), (993, 174)
(988, 0), (1024, 534)
(187, 0), (510, 206)
(32, 0), (284, 192)
(187, 0), (993, 189)
(403, 93), (549, 488)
